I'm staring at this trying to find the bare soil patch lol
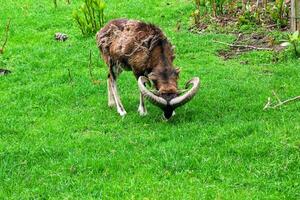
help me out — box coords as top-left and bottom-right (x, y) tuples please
(216, 33), (285, 60)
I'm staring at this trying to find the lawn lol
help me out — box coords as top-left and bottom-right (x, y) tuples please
(0, 0), (300, 199)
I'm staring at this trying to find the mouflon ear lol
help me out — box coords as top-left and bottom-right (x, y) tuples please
(175, 68), (181, 75)
(148, 72), (158, 80)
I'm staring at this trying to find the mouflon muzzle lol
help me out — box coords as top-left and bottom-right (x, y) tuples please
(138, 76), (200, 119)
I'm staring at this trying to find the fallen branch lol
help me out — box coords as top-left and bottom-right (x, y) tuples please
(0, 18), (11, 54)
(263, 91), (300, 110)
(213, 40), (273, 51)
(266, 24), (277, 29)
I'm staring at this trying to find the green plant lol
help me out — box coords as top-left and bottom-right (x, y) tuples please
(53, 0), (57, 8)
(270, 0), (289, 27)
(238, 6), (257, 26)
(281, 31), (300, 56)
(206, 0), (228, 16)
(192, 0), (201, 25)
(73, 0), (106, 36)
(192, 0), (290, 30)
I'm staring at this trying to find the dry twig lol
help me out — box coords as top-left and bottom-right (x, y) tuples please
(263, 91), (300, 110)
(0, 18), (11, 54)
(213, 40), (273, 51)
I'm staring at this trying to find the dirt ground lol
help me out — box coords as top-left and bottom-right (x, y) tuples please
(216, 33), (285, 60)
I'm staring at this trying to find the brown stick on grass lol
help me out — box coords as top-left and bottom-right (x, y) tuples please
(0, 18), (11, 54)
(263, 91), (300, 110)
(213, 40), (273, 51)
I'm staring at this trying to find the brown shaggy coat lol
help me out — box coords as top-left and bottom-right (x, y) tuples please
(96, 19), (179, 94)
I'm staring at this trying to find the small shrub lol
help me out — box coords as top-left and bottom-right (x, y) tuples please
(191, 0), (201, 25)
(281, 31), (300, 57)
(73, 0), (106, 36)
(192, 0), (290, 30)
(238, 8), (257, 26)
(202, 0), (229, 16)
(270, 0), (289, 27)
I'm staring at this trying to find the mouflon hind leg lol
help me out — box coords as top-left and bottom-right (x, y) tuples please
(108, 67), (127, 117)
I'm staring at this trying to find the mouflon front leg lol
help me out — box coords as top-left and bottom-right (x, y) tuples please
(107, 75), (116, 107)
(138, 92), (147, 116)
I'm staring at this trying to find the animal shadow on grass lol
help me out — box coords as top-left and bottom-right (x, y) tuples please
(164, 95), (243, 125)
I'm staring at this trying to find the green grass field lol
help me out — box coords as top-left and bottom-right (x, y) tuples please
(1, 0), (300, 199)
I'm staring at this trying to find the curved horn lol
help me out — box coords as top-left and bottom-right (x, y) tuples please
(138, 76), (167, 109)
(169, 77), (200, 108)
